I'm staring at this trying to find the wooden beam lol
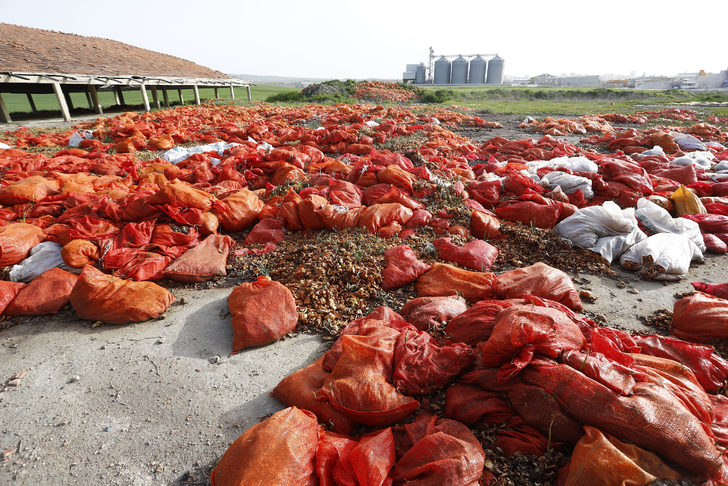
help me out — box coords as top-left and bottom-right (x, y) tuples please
(246, 85), (252, 102)
(150, 87), (161, 109)
(26, 93), (37, 112)
(113, 88), (121, 105)
(229, 85), (235, 99)
(85, 90), (93, 110)
(89, 85), (103, 115)
(178, 89), (184, 105)
(162, 89), (169, 107)
(118, 88), (126, 106)
(193, 84), (201, 105)
(0, 93), (12, 123)
(63, 88), (75, 110)
(214, 87), (219, 99)
(140, 84), (151, 112)
(52, 82), (71, 122)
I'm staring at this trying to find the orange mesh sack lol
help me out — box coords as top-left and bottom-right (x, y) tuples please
(147, 181), (215, 210)
(563, 426), (682, 486)
(272, 356), (355, 435)
(61, 239), (99, 268)
(0, 281), (26, 315)
(415, 263), (494, 301)
(0, 223), (45, 267)
(5, 268), (78, 316)
(0, 176), (60, 204)
(163, 234), (234, 282)
(214, 189), (264, 232)
(392, 414), (485, 485)
(319, 331), (419, 427)
(227, 276), (297, 352)
(492, 262), (582, 310)
(69, 265), (174, 324)
(210, 406), (319, 486)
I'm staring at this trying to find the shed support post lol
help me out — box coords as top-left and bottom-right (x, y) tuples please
(52, 83), (71, 122)
(89, 85), (103, 115)
(26, 93), (37, 112)
(117, 87), (126, 106)
(246, 85), (252, 102)
(178, 89), (184, 105)
(214, 87), (219, 99)
(229, 85), (235, 99)
(85, 90), (93, 109)
(113, 88), (121, 105)
(193, 84), (201, 105)
(151, 87), (161, 109)
(63, 88), (74, 110)
(162, 89), (169, 107)
(0, 93), (11, 123)
(140, 84), (151, 112)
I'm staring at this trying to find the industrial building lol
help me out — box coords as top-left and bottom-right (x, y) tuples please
(403, 49), (505, 85)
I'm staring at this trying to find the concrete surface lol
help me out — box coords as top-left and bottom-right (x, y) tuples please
(0, 287), (326, 485)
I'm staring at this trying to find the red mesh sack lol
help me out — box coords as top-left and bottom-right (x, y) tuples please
(227, 276), (297, 352)
(400, 295), (468, 331)
(495, 200), (561, 229)
(415, 263), (495, 302)
(316, 431), (357, 486)
(433, 237), (498, 272)
(381, 245), (430, 291)
(210, 406), (319, 486)
(631, 333), (728, 393)
(272, 356), (355, 435)
(445, 384), (513, 425)
(377, 164), (418, 193)
(496, 416), (549, 456)
(392, 415), (485, 486)
(0, 223), (45, 267)
(470, 210), (503, 240)
(5, 268), (78, 316)
(493, 262), (582, 310)
(358, 203), (413, 233)
(444, 299), (518, 346)
(520, 359), (724, 478)
(164, 234), (235, 282)
(332, 428), (396, 486)
(392, 329), (475, 395)
(243, 218), (284, 246)
(479, 304), (586, 369)
(692, 281), (728, 300)
(320, 332), (419, 427)
(563, 426), (682, 486)
(69, 265), (174, 324)
(671, 291), (728, 342)
(0, 281), (26, 315)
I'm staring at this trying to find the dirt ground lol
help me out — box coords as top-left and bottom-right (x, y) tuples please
(1, 115), (726, 485)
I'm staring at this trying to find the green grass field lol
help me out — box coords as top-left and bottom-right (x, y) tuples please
(2, 84), (299, 117)
(416, 86), (728, 115)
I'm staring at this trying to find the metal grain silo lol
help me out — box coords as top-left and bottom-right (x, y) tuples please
(468, 55), (486, 84)
(486, 55), (505, 85)
(451, 56), (468, 84)
(434, 56), (451, 84)
(415, 64), (426, 84)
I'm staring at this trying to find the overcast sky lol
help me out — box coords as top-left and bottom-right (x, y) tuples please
(2, 0), (726, 79)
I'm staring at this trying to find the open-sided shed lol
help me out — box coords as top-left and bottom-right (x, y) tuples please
(0, 23), (250, 123)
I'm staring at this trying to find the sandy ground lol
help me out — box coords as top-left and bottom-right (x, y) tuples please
(1, 113), (726, 485)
